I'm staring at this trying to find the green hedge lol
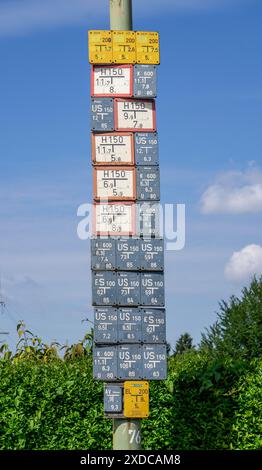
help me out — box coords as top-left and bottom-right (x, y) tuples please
(0, 354), (261, 450)
(0, 358), (110, 450)
(230, 362), (262, 450)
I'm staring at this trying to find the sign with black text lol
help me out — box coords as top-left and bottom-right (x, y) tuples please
(115, 99), (156, 132)
(91, 65), (132, 97)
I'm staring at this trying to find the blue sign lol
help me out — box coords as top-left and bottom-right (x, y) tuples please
(93, 345), (117, 381)
(140, 238), (164, 271)
(136, 202), (161, 237)
(118, 344), (143, 380)
(116, 238), (140, 270)
(142, 308), (166, 343)
(92, 271), (117, 306)
(91, 238), (116, 270)
(116, 272), (141, 306)
(104, 384), (123, 413)
(134, 132), (159, 166)
(118, 308), (142, 343)
(142, 344), (167, 380)
(91, 98), (114, 132)
(141, 272), (165, 306)
(133, 65), (157, 98)
(136, 166), (160, 201)
(94, 307), (118, 344)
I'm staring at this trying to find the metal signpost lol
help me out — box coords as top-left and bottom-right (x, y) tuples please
(89, 0), (166, 450)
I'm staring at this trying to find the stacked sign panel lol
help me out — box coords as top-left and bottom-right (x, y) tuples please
(89, 31), (166, 416)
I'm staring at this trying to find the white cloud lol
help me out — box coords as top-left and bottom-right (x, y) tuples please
(200, 168), (262, 214)
(225, 244), (262, 281)
(0, 0), (247, 36)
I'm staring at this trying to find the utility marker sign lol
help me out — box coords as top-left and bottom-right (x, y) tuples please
(93, 167), (136, 200)
(91, 65), (133, 97)
(124, 381), (149, 418)
(92, 271), (116, 306)
(104, 384), (123, 414)
(134, 132), (159, 166)
(142, 308), (166, 343)
(133, 65), (157, 98)
(88, 30), (113, 64)
(116, 272), (140, 306)
(118, 345), (142, 380)
(136, 31), (160, 65)
(116, 238), (140, 271)
(91, 238), (116, 270)
(93, 202), (135, 236)
(94, 307), (118, 344)
(93, 345), (117, 381)
(136, 202), (161, 236)
(91, 98), (114, 132)
(136, 166), (160, 201)
(92, 133), (134, 165)
(115, 99), (156, 132)
(112, 31), (136, 64)
(140, 238), (164, 271)
(141, 272), (165, 306)
(118, 308), (142, 343)
(143, 345), (167, 380)
(94, 307), (166, 344)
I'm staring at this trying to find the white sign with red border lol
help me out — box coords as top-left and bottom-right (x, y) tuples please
(93, 167), (136, 200)
(93, 202), (135, 236)
(91, 65), (133, 97)
(91, 133), (134, 165)
(115, 99), (156, 132)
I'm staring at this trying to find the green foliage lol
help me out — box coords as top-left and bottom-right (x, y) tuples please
(201, 276), (262, 360)
(1, 353), (260, 450)
(174, 332), (194, 355)
(143, 351), (247, 450)
(0, 358), (111, 450)
(230, 360), (262, 450)
(0, 277), (261, 450)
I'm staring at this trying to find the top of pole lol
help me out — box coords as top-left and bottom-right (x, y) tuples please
(110, 0), (133, 31)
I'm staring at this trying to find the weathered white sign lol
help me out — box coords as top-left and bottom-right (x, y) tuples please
(94, 167), (136, 200)
(94, 203), (135, 235)
(115, 99), (156, 132)
(92, 133), (134, 165)
(92, 65), (132, 97)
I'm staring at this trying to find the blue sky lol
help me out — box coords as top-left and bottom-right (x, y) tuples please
(0, 0), (261, 350)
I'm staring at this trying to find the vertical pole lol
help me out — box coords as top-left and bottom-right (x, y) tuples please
(113, 419), (141, 450)
(110, 0), (133, 31)
(109, 0), (141, 451)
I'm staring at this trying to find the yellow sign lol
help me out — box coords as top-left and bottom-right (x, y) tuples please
(88, 30), (160, 65)
(112, 31), (136, 64)
(88, 30), (113, 64)
(136, 31), (160, 65)
(124, 381), (149, 418)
